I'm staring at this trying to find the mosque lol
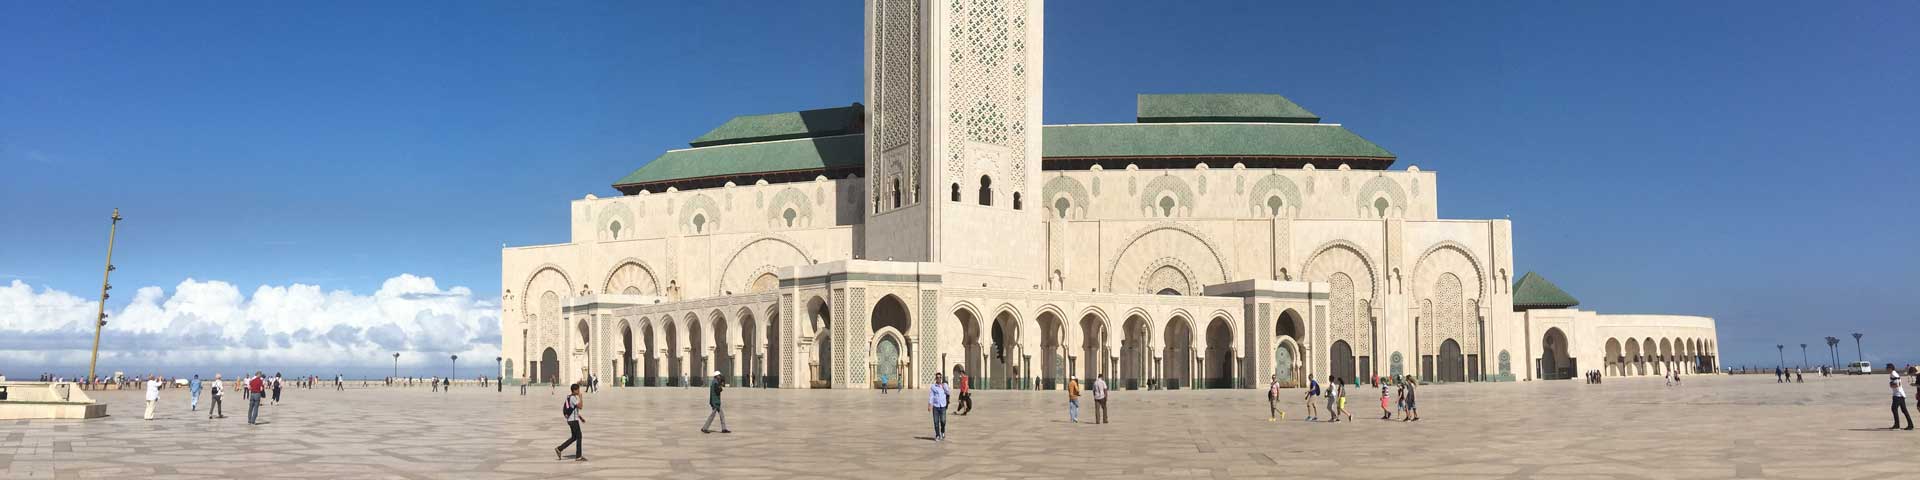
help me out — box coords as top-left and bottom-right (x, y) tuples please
(499, 0), (1719, 391)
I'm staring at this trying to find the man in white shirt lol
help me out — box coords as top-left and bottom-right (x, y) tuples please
(1092, 373), (1109, 424)
(143, 375), (161, 420)
(1890, 363), (1913, 430)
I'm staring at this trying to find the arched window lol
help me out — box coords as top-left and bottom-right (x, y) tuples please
(782, 208), (797, 227)
(890, 178), (902, 209)
(1266, 196), (1283, 216)
(609, 220), (623, 239)
(1012, 192), (1022, 210)
(978, 175), (993, 206)
(1158, 196), (1176, 217)
(1373, 197), (1390, 218)
(951, 183), (961, 202)
(692, 214), (706, 233)
(1053, 197), (1071, 219)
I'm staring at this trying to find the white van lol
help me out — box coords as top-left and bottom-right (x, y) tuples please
(1848, 361), (1873, 375)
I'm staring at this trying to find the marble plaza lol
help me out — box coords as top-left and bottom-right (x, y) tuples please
(4, 375), (1915, 479)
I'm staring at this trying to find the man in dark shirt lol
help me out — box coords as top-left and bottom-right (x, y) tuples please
(701, 370), (730, 433)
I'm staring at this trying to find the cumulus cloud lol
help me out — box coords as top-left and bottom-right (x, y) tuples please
(0, 274), (499, 375)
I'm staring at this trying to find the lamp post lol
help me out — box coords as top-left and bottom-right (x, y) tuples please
(496, 357), (503, 392)
(1825, 337), (1839, 371)
(86, 209), (123, 386)
(392, 352), (400, 380)
(1851, 333), (1863, 363)
(1775, 345), (1784, 368)
(1799, 344), (1807, 370)
(451, 355), (459, 385)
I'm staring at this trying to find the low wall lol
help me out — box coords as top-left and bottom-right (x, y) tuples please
(0, 382), (107, 420)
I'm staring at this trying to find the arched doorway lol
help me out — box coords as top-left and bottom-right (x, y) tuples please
(875, 334), (902, 389)
(1330, 340), (1355, 384)
(766, 308), (781, 387)
(641, 322), (658, 386)
(575, 320), (591, 385)
(688, 314), (707, 387)
(1541, 327), (1573, 380)
(1159, 316), (1189, 390)
(1079, 314), (1107, 381)
(713, 312), (732, 385)
(989, 311), (1020, 389)
(956, 308), (983, 388)
(1204, 316), (1235, 388)
(871, 295), (911, 389)
(665, 321), (682, 386)
(1038, 312), (1065, 390)
(540, 348), (560, 384)
(1276, 309), (1304, 386)
(1121, 315), (1151, 390)
(620, 321), (634, 386)
(1438, 339), (1464, 383)
(811, 298), (832, 389)
(739, 312), (759, 387)
(1625, 338), (1642, 376)
(1604, 338), (1622, 377)
(1274, 339), (1299, 387)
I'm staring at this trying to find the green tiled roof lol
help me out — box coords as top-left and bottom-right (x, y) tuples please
(1041, 123), (1394, 159)
(613, 134), (864, 188)
(1137, 94), (1320, 123)
(688, 104), (863, 148)
(1513, 272), (1581, 311)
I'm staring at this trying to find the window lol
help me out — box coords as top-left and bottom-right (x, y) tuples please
(1267, 196), (1283, 216)
(1158, 196), (1176, 217)
(1012, 192), (1022, 210)
(692, 213), (706, 233)
(783, 208), (797, 227)
(890, 178), (901, 209)
(951, 183), (961, 202)
(609, 220), (623, 239)
(1053, 197), (1070, 218)
(1373, 197), (1390, 218)
(977, 175), (993, 206)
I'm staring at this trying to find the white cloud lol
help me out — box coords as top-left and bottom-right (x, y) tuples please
(0, 274), (499, 376)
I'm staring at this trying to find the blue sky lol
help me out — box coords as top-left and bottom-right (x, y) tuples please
(2, 1), (1915, 374)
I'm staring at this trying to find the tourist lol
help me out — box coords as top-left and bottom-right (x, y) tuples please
(1092, 373), (1109, 424)
(1890, 364), (1913, 430)
(555, 383), (586, 461)
(1774, 366), (1783, 383)
(271, 373), (283, 405)
(1304, 376), (1320, 421)
(1395, 377), (1408, 420)
(1402, 375), (1420, 422)
(1324, 377), (1340, 422)
(1336, 379), (1352, 422)
(1065, 375), (1081, 423)
(955, 369), (973, 415)
(207, 374), (226, 419)
(880, 372), (889, 394)
(246, 371), (267, 425)
(1267, 375), (1285, 422)
(189, 374), (202, 412)
(336, 374), (344, 391)
(928, 373), (950, 441)
(1379, 380), (1392, 420)
(701, 371), (730, 434)
(143, 374), (161, 420)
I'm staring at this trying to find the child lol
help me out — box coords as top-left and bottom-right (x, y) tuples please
(1379, 381), (1392, 420)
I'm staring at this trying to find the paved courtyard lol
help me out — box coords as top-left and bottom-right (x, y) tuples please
(3, 374), (1917, 479)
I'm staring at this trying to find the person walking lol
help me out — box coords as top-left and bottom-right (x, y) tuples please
(880, 373), (890, 394)
(1379, 381), (1392, 420)
(555, 383), (587, 461)
(207, 374), (226, 419)
(271, 373), (283, 405)
(1266, 375), (1285, 422)
(1324, 377), (1340, 422)
(1092, 373), (1109, 424)
(955, 369), (973, 415)
(1395, 377), (1408, 420)
(1402, 375), (1420, 421)
(701, 371), (731, 434)
(1065, 375), (1081, 423)
(928, 373), (950, 441)
(1304, 376), (1320, 421)
(1336, 379), (1352, 422)
(1890, 363), (1914, 430)
(143, 375), (161, 420)
(246, 371), (267, 425)
(189, 375), (202, 412)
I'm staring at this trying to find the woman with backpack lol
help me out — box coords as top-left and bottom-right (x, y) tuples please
(555, 383), (586, 461)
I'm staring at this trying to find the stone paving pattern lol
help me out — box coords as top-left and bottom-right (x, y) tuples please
(3, 375), (1917, 479)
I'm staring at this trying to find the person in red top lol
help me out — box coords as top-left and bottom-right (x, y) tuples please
(955, 369), (973, 415)
(246, 371), (267, 425)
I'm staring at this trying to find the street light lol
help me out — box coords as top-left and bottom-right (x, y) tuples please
(392, 352), (400, 380)
(1826, 337), (1840, 371)
(86, 208), (124, 386)
(1799, 344), (1807, 369)
(1852, 333), (1863, 363)
(451, 354), (459, 385)
(495, 356), (503, 392)
(1776, 345), (1784, 367)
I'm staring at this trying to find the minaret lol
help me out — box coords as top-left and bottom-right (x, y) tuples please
(864, 0), (1045, 286)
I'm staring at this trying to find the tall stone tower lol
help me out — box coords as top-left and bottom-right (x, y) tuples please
(864, 0), (1045, 287)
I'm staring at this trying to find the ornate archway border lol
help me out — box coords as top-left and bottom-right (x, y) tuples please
(713, 233), (816, 294)
(1102, 222), (1233, 293)
(601, 258), (662, 295)
(1300, 240), (1380, 301)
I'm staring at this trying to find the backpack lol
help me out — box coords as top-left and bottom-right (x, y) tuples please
(561, 396), (576, 418)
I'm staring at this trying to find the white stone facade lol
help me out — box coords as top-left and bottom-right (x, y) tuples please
(497, 0), (1718, 389)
